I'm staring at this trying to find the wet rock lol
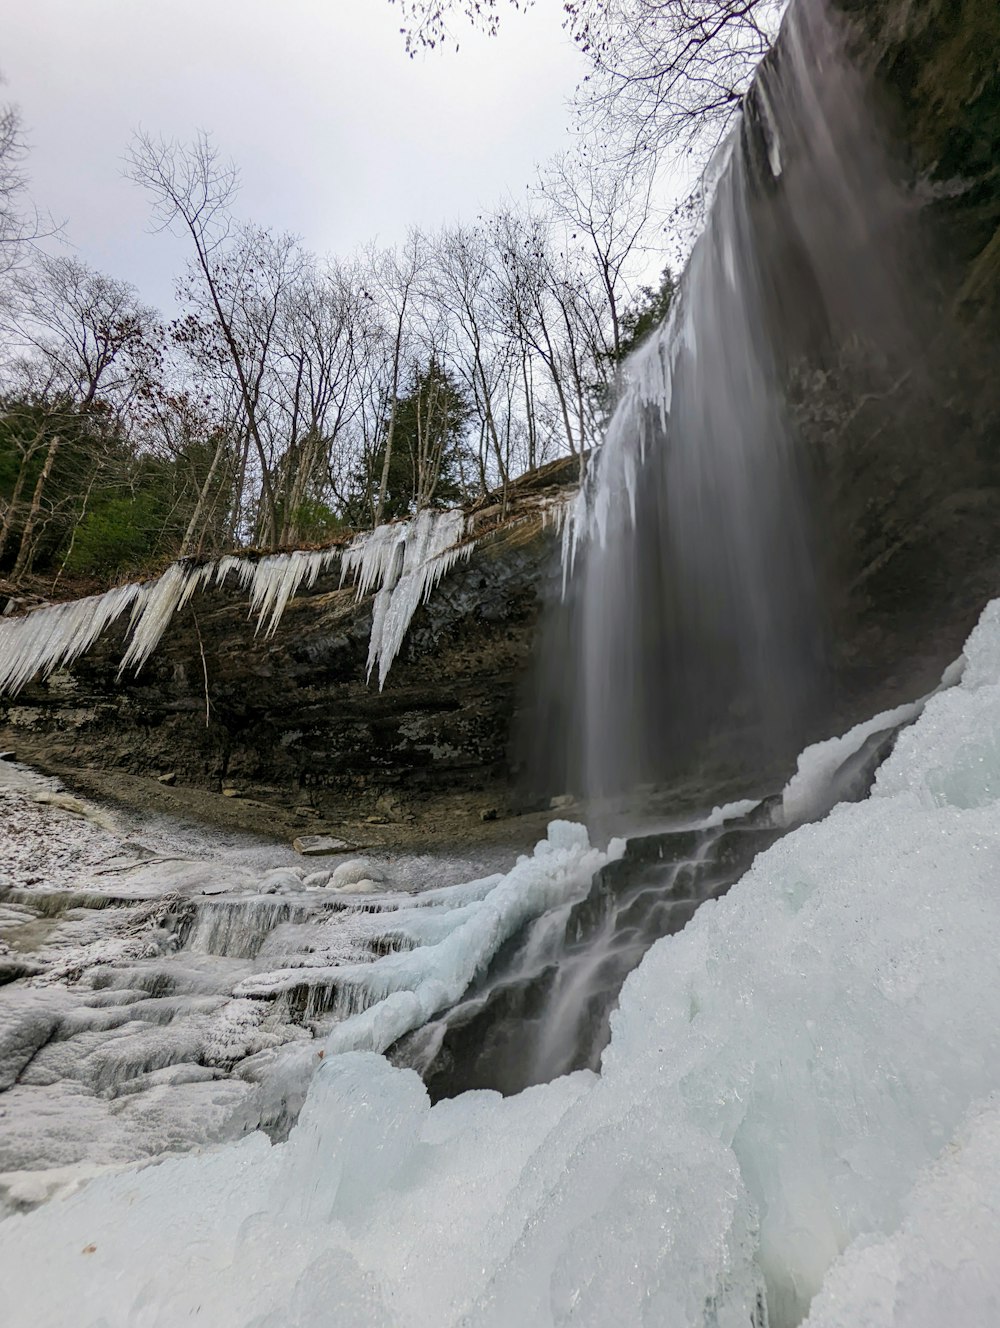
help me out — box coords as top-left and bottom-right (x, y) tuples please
(292, 835), (355, 857)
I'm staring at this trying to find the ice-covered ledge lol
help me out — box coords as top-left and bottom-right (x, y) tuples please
(0, 507), (477, 700)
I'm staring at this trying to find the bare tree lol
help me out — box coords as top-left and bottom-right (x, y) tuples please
(366, 232), (428, 525)
(487, 206), (610, 464)
(566, 0), (784, 156)
(538, 147), (654, 362)
(1, 256), (160, 577)
(0, 100), (55, 289)
(390, 0), (784, 155)
(431, 224), (515, 502)
(125, 131), (285, 546)
(270, 261), (372, 543)
(10, 254), (157, 408)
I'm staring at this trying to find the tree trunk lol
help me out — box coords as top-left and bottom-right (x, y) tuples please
(180, 433), (227, 558)
(12, 433), (61, 582)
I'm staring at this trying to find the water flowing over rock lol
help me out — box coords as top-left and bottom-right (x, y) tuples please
(535, 0), (1000, 804)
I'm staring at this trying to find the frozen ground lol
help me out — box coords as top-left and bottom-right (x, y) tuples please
(3, 599), (1000, 1325)
(0, 761), (612, 1216)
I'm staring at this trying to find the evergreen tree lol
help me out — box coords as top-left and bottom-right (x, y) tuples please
(351, 359), (473, 523)
(617, 266), (676, 362)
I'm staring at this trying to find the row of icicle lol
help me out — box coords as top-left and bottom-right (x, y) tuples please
(0, 508), (481, 700)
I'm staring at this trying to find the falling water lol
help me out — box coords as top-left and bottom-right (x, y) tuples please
(410, 0), (932, 1095)
(546, 0), (917, 803)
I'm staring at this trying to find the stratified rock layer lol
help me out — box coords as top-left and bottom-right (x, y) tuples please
(0, 471), (571, 833)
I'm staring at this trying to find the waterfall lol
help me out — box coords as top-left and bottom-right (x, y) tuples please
(551, 0), (918, 801)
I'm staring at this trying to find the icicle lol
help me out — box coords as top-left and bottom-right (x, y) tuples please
(756, 75), (784, 179)
(340, 523), (407, 599)
(247, 549), (340, 638)
(0, 511), (477, 698)
(0, 584), (140, 697)
(118, 563), (203, 677)
(340, 509), (473, 689)
(558, 249), (695, 597)
(213, 555), (250, 588)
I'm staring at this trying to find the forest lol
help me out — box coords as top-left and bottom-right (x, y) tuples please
(0, 0), (789, 586)
(0, 111), (676, 584)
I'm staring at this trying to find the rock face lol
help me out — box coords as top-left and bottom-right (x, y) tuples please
(0, 473), (572, 833)
(815, 0), (1000, 708)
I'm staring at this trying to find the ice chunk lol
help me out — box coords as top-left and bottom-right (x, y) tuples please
(331, 878), (379, 895)
(329, 858), (385, 888)
(117, 563), (204, 676)
(243, 549), (340, 638)
(782, 651), (964, 824)
(803, 1096), (1000, 1328)
(780, 697), (923, 824)
(693, 798), (762, 829)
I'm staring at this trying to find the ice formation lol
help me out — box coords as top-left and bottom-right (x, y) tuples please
(235, 821), (622, 1052)
(6, 600), (1000, 1324)
(780, 655), (966, 825)
(340, 507), (472, 688)
(802, 1096), (1000, 1328)
(0, 584), (139, 697)
(0, 510), (472, 699)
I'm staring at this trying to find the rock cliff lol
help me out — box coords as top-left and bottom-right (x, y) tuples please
(0, 462), (577, 845)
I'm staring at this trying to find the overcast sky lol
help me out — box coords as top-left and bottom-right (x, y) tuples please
(4, 0), (585, 310)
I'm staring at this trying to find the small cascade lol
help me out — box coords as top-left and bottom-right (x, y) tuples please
(184, 897), (314, 961)
(233, 823), (618, 1053)
(0, 509), (473, 699)
(396, 678), (936, 1100)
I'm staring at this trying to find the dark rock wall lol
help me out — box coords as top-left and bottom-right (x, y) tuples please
(0, 515), (562, 825)
(818, 0), (1000, 710)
